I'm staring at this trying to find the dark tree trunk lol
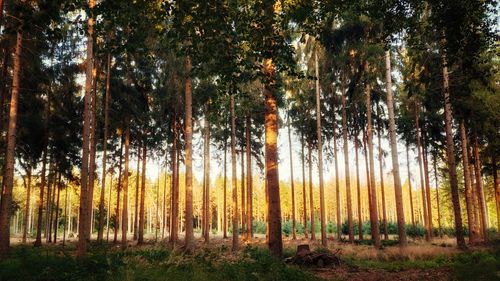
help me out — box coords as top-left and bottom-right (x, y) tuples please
(22, 164), (32, 243)
(133, 146), (141, 241)
(138, 144), (147, 244)
(246, 116), (253, 239)
(183, 55), (194, 252)
(121, 126), (130, 247)
(301, 134), (308, 239)
(406, 144), (416, 230)
(0, 28), (23, 257)
(230, 93), (239, 251)
(341, 74), (354, 243)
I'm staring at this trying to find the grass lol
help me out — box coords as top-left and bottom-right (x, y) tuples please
(0, 244), (320, 281)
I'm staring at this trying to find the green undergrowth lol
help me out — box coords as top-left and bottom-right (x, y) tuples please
(343, 249), (500, 280)
(0, 245), (319, 281)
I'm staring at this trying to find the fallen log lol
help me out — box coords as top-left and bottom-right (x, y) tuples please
(285, 244), (341, 267)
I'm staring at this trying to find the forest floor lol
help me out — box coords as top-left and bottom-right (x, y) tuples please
(3, 234), (500, 281)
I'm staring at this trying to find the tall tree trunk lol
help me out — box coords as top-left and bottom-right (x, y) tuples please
(63, 185), (69, 246)
(230, 93), (239, 251)
(98, 53), (111, 243)
(114, 140), (123, 244)
(240, 150), (246, 238)
(53, 174), (61, 243)
(331, 127), (342, 241)
(138, 144), (147, 244)
(223, 137), (228, 239)
(422, 135), (433, 239)
(169, 114), (179, 244)
(183, 55), (194, 252)
(133, 146), (141, 241)
(106, 173), (113, 242)
(301, 134), (308, 239)
(287, 114), (296, 240)
(354, 118), (363, 240)
(415, 105), (430, 241)
(121, 126), (130, 247)
(203, 110), (210, 243)
(77, 0), (95, 256)
(0, 28), (22, 258)
(314, 49), (327, 246)
(441, 54), (467, 249)
(376, 104), (388, 240)
(22, 164), (32, 243)
(341, 74), (354, 243)
(246, 116), (253, 239)
(493, 154), (500, 240)
(264, 57), (282, 257)
(459, 121), (478, 243)
(473, 136), (488, 241)
(87, 61), (98, 243)
(307, 138), (315, 240)
(433, 155), (443, 238)
(365, 73), (381, 249)
(406, 144), (416, 230)
(385, 50), (407, 246)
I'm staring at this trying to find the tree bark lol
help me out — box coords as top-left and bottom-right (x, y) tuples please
(406, 144), (416, 230)
(22, 164), (32, 243)
(287, 113), (296, 240)
(240, 149), (245, 238)
(376, 104), (388, 240)
(114, 140), (123, 244)
(314, 49), (327, 246)
(138, 144), (147, 244)
(183, 55), (194, 252)
(246, 116), (253, 239)
(365, 73), (381, 249)
(459, 121), (478, 243)
(169, 112), (179, 244)
(473, 136), (488, 241)
(77, 0), (95, 256)
(223, 136), (228, 239)
(0, 28), (22, 258)
(86, 61), (98, 243)
(307, 138), (315, 240)
(264, 57), (282, 258)
(422, 135), (433, 239)
(341, 74), (354, 243)
(354, 115), (363, 240)
(301, 134), (308, 238)
(415, 104), (430, 240)
(203, 109), (210, 243)
(433, 155), (443, 238)
(121, 126), (130, 247)
(385, 50), (407, 246)
(98, 53), (111, 243)
(230, 93), (239, 251)
(493, 154), (500, 240)
(441, 54), (467, 249)
(53, 175), (61, 243)
(133, 146), (141, 241)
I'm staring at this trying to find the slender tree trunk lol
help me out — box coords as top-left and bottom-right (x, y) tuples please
(230, 93), (239, 251)
(223, 137), (228, 239)
(441, 54), (466, 249)
(492, 154), (500, 240)
(422, 135), (433, 239)
(376, 104), (388, 240)
(138, 144), (147, 244)
(63, 186), (68, 246)
(121, 126), (130, 247)
(314, 49), (327, 246)
(406, 144), (416, 229)
(0, 28), (22, 258)
(473, 136), (488, 241)
(169, 114), (179, 244)
(22, 165), (32, 243)
(98, 53), (111, 242)
(246, 116), (253, 239)
(203, 110), (210, 243)
(77, 0), (95, 256)
(240, 150), (245, 238)
(264, 57), (282, 258)
(459, 121), (478, 243)
(106, 173), (113, 242)
(433, 155), (443, 238)
(354, 119), (363, 240)
(287, 114), (296, 240)
(301, 134), (308, 239)
(87, 61), (98, 242)
(415, 105), (430, 241)
(114, 141), (123, 244)
(385, 50), (407, 246)
(183, 55), (194, 252)
(53, 175), (61, 243)
(307, 138), (315, 240)
(341, 74), (354, 243)
(365, 74), (381, 249)
(133, 146), (141, 241)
